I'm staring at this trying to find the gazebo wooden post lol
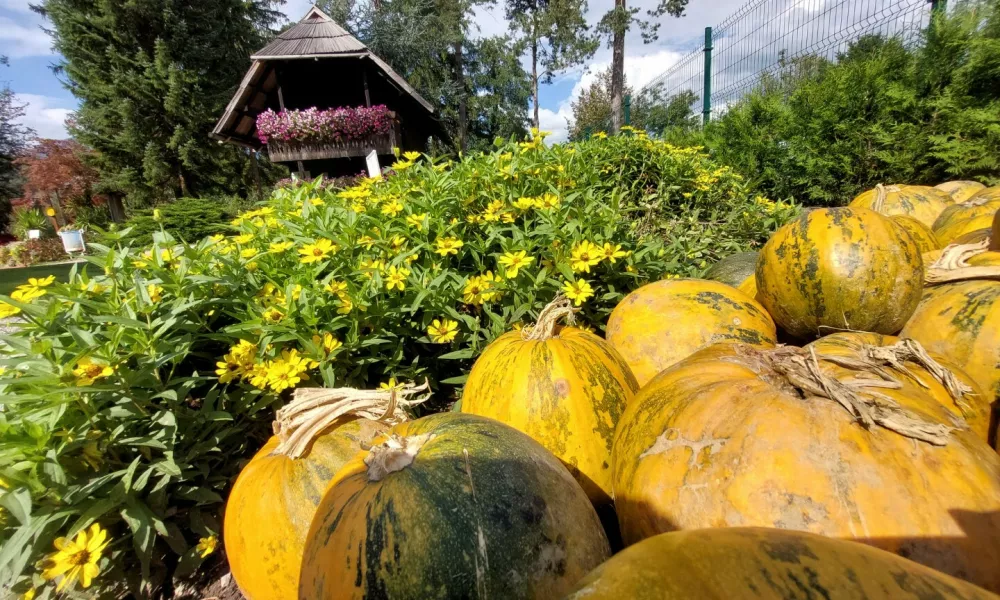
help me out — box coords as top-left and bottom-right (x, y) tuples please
(363, 69), (371, 108)
(275, 68), (306, 176)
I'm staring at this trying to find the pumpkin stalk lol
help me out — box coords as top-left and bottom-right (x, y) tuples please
(759, 345), (951, 445)
(870, 183), (895, 213)
(274, 380), (431, 459)
(925, 240), (1000, 285)
(522, 295), (579, 341)
(364, 433), (435, 481)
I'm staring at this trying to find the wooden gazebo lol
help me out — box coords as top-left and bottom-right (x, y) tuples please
(211, 5), (442, 176)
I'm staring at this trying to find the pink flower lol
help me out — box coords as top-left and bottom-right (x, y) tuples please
(256, 105), (392, 145)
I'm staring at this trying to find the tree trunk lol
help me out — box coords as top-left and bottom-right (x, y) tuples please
(610, 0), (626, 133)
(178, 172), (188, 198)
(454, 40), (467, 151)
(107, 194), (126, 223)
(531, 16), (540, 129)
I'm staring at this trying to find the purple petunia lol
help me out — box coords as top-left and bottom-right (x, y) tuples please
(256, 105), (393, 145)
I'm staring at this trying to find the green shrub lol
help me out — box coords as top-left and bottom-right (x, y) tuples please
(8, 238), (69, 267)
(696, 1), (1000, 205)
(11, 208), (55, 241)
(114, 197), (236, 246)
(0, 132), (794, 598)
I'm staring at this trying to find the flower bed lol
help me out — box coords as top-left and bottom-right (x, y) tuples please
(255, 105), (394, 145)
(0, 131), (795, 597)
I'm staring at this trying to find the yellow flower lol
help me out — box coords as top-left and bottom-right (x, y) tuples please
(406, 213), (427, 230)
(570, 241), (602, 273)
(626, 264), (636, 273)
(538, 193), (560, 210)
(269, 241), (294, 253)
(380, 377), (404, 392)
(427, 319), (458, 344)
(41, 523), (109, 591)
(482, 210), (500, 223)
(73, 357), (114, 386)
(500, 212), (516, 224)
(262, 307), (284, 323)
(403, 151), (421, 161)
(514, 197), (536, 210)
(309, 197), (325, 206)
(358, 235), (376, 250)
(359, 258), (385, 278)
(12, 275), (55, 303)
(234, 234), (254, 245)
(384, 265), (410, 291)
(215, 358), (241, 384)
(562, 279), (594, 306)
(592, 131), (608, 139)
(497, 250), (534, 278)
(146, 284), (164, 304)
(466, 214), (482, 224)
(435, 237), (464, 256)
(381, 199), (404, 217)
(152, 208), (162, 221)
(209, 234), (225, 243)
(241, 248), (259, 259)
(266, 349), (315, 392)
(0, 303), (20, 318)
(196, 535), (218, 558)
(325, 280), (348, 295)
(390, 235), (406, 250)
(298, 239), (337, 264)
(601, 242), (627, 263)
(336, 295), (354, 314)
(248, 363), (270, 389)
(22, 587), (35, 600)
(45, 207), (56, 217)
(312, 332), (343, 355)
(391, 160), (414, 171)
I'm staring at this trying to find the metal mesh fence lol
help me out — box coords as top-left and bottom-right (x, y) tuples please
(636, 0), (935, 125)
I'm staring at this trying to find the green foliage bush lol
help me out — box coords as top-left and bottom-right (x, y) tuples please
(113, 197), (236, 246)
(0, 132), (794, 598)
(695, 1), (1000, 206)
(3, 238), (69, 267)
(11, 208), (55, 241)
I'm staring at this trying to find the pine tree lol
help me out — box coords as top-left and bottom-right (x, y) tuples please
(37, 0), (284, 207)
(505, 0), (597, 129)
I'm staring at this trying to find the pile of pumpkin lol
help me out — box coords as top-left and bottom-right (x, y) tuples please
(223, 181), (1000, 600)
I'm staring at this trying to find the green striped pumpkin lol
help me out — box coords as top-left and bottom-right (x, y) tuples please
(704, 252), (759, 287)
(299, 412), (611, 600)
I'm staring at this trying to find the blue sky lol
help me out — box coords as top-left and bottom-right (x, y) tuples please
(1, 0), (745, 142)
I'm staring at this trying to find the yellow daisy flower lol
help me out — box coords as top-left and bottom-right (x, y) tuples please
(196, 535), (218, 558)
(269, 241), (294, 253)
(298, 239), (337, 264)
(570, 241), (602, 273)
(427, 319), (458, 343)
(497, 250), (534, 278)
(601, 242), (627, 263)
(41, 523), (109, 591)
(561, 279), (594, 306)
(384, 266), (410, 291)
(434, 237), (464, 256)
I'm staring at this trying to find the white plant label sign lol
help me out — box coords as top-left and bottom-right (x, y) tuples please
(366, 150), (381, 179)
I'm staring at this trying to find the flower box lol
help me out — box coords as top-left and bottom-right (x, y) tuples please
(266, 120), (401, 162)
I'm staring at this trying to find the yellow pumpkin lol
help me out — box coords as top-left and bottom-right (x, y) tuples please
(756, 207), (924, 339)
(851, 184), (954, 228)
(224, 385), (426, 600)
(933, 191), (1000, 245)
(891, 214), (940, 253)
(612, 342), (1000, 591)
(736, 273), (758, 300)
(903, 247), (1000, 449)
(300, 412), (611, 599)
(565, 528), (1000, 600)
(461, 297), (637, 504)
(936, 180), (987, 203)
(605, 278), (776, 387)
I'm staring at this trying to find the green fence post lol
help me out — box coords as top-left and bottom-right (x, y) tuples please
(624, 95), (631, 128)
(702, 27), (713, 125)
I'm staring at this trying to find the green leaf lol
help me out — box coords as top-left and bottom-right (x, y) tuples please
(438, 349), (474, 360)
(121, 499), (156, 581)
(0, 488), (31, 526)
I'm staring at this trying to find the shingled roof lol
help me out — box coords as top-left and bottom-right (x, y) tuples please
(211, 5), (435, 147)
(252, 7), (368, 58)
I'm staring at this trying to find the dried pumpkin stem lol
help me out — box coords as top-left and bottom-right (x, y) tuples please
(865, 339), (974, 416)
(925, 240), (1000, 285)
(870, 183), (891, 213)
(365, 433), (435, 481)
(522, 295), (579, 341)
(273, 380), (431, 459)
(765, 346), (950, 446)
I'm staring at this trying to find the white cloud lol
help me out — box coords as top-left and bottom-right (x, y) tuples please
(470, 4), (510, 40)
(0, 0), (34, 13)
(0, 16), (52, 57)
(13, 93), (72, 139)
(280, 0), (316, 23)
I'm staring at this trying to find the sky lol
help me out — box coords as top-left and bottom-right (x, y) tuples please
(0, 0), (747, 143)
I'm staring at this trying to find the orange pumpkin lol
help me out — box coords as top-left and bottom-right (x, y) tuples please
(565, 528), (1000, 600)
(300, 412), (611, 599)
(612, 342), (1000, 591)
(850, 184), (954, 228)
(936, 180), (987, 203)
(461, 297), (637, 504)
(756, 207), (923, 339)
(605, 278), (776, 387)
(224, 385), (427, 600)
